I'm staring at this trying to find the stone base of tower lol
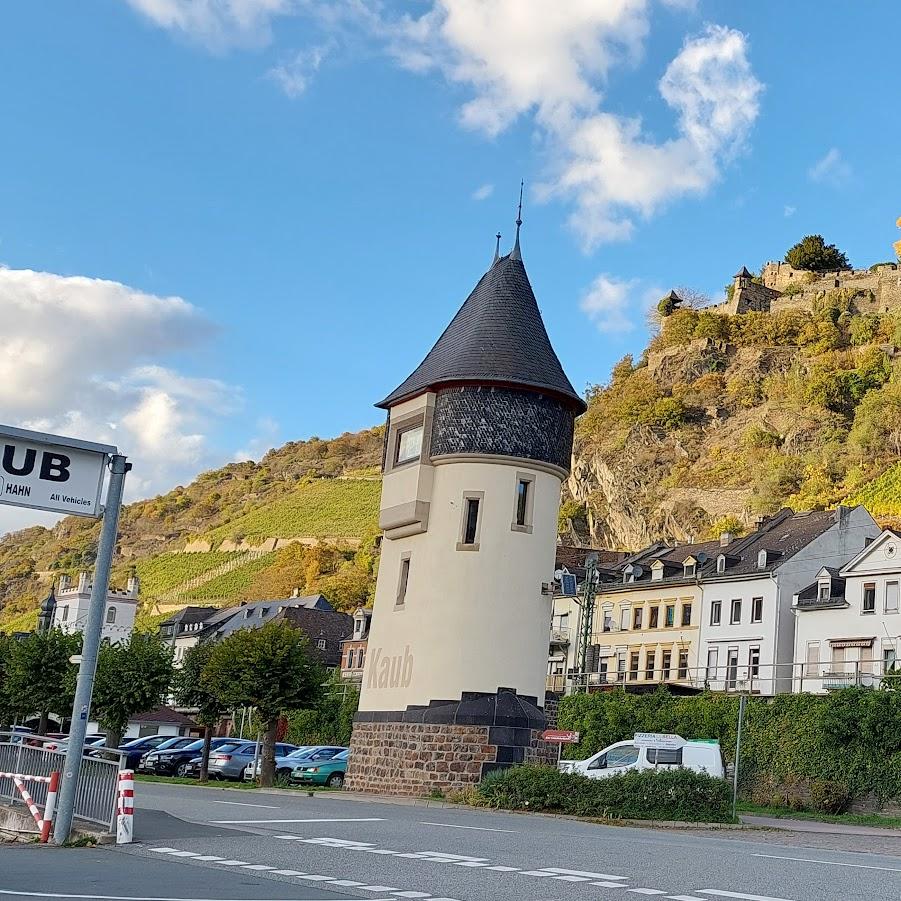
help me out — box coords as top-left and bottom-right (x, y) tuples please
(345, 688), (557, 796)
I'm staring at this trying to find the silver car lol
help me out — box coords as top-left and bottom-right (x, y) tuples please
(208, 740), (298, 780)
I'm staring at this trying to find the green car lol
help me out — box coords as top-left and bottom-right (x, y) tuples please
(292, 749), (348, 787)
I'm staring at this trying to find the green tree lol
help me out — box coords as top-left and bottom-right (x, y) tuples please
(286, 668), (359, 747)
(0, 633), (18, 730)
(202, 621), (323, 786)
(850, 381), (901, 457)
(92, 633), (174, 749)
(4, 629), (81, 734)
(785, 235), (850, 272)
(173, 641), (225, 781)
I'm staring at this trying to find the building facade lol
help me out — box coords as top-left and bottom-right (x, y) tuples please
(347, 219), (585, 795)
(46, 571), (139, 643)
(793, 528), (901, 693)
(340, 607), (371, 682)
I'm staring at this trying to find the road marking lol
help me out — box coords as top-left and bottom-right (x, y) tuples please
(191, 856), (226, 862)
(418, 821), (517, 833)
(270, 871), (307, 877)
(240, 866), (275, 871)
(751, 853), (901, 873)
(628, 891), (666, 896)
(668, 897), (706, 901)
(210, 800), (281, 809)
(592, 884), (629, 889)
(484, 866), (520, 872)
(327, 882), (366, 888)
(700, 892), (797, 901)
(0, 894), (347, 901)
(212, 817), (385, 824)
(391, 894), (431, 899)
(358, 888), (399, 894)
(544, 867), (627, 881)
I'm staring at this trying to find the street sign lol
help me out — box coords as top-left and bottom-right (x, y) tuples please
(634, 732), (684, 749)
(0, 425), (115, 518)
(542, 729), (580, 743)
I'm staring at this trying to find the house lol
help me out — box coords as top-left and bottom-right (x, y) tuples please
(159, 605), (220, 664)
(44, 571), (139, 643)
(277, 605), (353, 668)
(340, 607), (372, 681)
(87, 704), (198, 740)
(793, 528), (901, 693)
(697, 506), (878, 695)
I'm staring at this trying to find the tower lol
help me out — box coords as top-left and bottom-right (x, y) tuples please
(346, 211), (585, 795)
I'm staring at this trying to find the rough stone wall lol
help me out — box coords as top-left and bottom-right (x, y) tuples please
(734, 282), (781, 313)
(346, 722), (556, 795)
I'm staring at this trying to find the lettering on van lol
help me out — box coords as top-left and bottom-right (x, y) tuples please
(366, 645), (414, 689)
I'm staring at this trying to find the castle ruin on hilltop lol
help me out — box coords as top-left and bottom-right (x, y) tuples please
(716, 260), (901, 316)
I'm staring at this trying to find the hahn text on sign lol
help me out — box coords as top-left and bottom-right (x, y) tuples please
(0, 426), (116, 518)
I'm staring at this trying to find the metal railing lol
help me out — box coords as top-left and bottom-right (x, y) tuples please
(553, 658), (898, 697)
(0, 732), (123, 832)
(550, 627), (571, 644)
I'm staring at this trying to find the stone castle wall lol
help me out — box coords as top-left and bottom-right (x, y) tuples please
(346, 721), (556, 795)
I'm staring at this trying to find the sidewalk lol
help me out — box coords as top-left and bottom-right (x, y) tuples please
(740, 813), (901, 838)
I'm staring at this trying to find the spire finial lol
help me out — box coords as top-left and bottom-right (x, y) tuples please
(511, 179), (524, 261)
(492, 232), (502, 265)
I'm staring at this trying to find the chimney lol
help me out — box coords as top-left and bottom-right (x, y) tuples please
(833, 504), (849, 526)
(753, 515), (767, 529)
(719, 532), (733, 547)
(77, 571), (89, 592)
(291, 588), (300, 598)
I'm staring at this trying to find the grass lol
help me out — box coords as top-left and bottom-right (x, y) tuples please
(205, 479), (380, 543)
(737, 801), (901, 830)
(134, 773), (336, 793)
(845, 461), (901, 517)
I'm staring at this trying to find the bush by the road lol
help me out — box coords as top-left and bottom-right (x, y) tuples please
(477, 765), (732, 823)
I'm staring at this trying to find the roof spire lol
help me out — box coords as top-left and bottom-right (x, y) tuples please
(510, 180), (524, 261)
(492, 232), (502, 265)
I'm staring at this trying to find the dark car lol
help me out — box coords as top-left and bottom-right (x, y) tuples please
(147, 736), (234, 777)
(115, 735), (178, 770)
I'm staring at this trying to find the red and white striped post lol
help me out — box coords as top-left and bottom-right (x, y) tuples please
(40, 771), (61, 843)
(116, 769), (134, 844)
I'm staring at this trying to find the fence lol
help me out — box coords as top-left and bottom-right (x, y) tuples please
(0, 732), (123, 833)
(548, 658), (898, 697)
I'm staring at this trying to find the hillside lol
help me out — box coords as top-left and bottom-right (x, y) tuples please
(568, 285), (901, 547)
(0, 428), (384, 631)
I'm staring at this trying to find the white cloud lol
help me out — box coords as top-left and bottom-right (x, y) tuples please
(267, 43), (330, 97)
(472, 183), (494, 201)
(124, 0), (293, 49)
(234, 416), (281, 461)
(0, 268), (240, 512)
(808, 148), (852, 185)
(784, 204), (796, 218)
(580, 274), (662, 334)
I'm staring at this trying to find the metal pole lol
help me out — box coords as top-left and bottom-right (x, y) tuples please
(53, 454), (129, 845)
(732, 693), (747, 822)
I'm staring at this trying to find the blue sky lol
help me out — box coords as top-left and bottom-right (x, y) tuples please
(1, 0), (898, 524)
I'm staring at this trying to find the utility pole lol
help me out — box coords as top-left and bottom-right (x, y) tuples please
(576, 553), (599, 688)
(732, 692), (747, 821)
(53, 454), (129, 845)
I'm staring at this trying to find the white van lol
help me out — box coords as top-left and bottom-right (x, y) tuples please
(560, 733), (724, 780)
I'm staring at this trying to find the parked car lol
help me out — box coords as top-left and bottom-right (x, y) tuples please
(292, 749), (349, 788)
(115, 735), (187, 770)
(42, 735), (106, 753)
(242, 745), (322, 781)
(202, 741), (299, 781)
(145, 736), (234, 777)
(560, 733), (724, 780)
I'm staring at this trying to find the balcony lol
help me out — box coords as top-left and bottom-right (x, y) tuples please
(550, 626), (571, 645)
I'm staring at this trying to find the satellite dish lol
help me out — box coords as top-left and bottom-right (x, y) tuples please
(696, 552), (709, 564)
(632, 564), (644, 578)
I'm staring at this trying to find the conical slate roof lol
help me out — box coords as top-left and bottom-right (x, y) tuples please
(378, 253), (585, 412)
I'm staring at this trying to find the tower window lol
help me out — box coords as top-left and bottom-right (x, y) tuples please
(395, 425), (424, 465)
(396, 555), (411, 606)
(457, 492), (483, 550)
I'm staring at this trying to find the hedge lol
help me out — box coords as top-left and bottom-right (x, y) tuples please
(477, 765), (732, 823)
(557, 687), (901, 809)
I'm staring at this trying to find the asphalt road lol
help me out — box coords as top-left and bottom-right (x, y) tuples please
(95, 781), (901, 901)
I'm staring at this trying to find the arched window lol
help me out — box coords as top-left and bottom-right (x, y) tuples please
(106, 606), (117, 624)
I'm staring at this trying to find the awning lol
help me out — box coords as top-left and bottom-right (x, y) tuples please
(829, 637), (875, 649)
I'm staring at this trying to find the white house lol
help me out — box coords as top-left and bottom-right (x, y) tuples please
(698, 505), (878, 695)
(47, 571), (139, 643)
(793, 528), (901, 693)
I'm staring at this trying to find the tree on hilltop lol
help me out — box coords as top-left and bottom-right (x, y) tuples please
(785, 235), (850, 272)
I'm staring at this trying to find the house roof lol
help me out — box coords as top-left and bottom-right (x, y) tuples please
(377, 252), (585, 412)
(734, 266), (753, 279)
(838, 528), (901, 575)
(160, 605), (219, 627)
(279, 607), (354, 666)
(200, 595), (334, 640)
(555, 545), (632, 570)
(130, 705), (197, 727)
(795, 569), (847, 610)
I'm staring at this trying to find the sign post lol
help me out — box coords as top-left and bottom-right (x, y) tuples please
(0, 424), (129, 846)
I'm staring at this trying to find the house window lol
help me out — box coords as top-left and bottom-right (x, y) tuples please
(684, 561), (696, 578)
(358, 648), (366, 668)
(677, 650), (689, 679)
(710, 600), (722, 626)
(106, 606), (117, 625)
(706, 648), (718, 681)
(629, 651), (640, 680)
(620, 607), (630, 631)
(726, 648), (739, 689)
(661, 650), (672, 679)
(458, 494), (482, 549)
(616, 652), (627, 681)
(633, 607), (643, 630)
(345, 650), (354, 669)
(886, 581), (900, 614)
(730, 599), (742, 624)
(513, 475), (534, 530)
(883, 645), (897, 674)
(645, 650), (656, 680)
(751, 596), (763, 623)
(649, 606), (659, 629)
(602, 613), (613, 632)
(831, 644), (846, 672)
(749, 646), (761, 679)
(805, 641), (819, 677)
(59, 605), (68, 622)
(681, 603), (692, 626)
(316, 639), (327, 651)
(863, 582), (876, 614)
(818, 581), (830, 601)
(395, 425), (423, 465)
(665, 604), (675, 627)
(716, 555), (726, 574)
(396, 555), (411, 606)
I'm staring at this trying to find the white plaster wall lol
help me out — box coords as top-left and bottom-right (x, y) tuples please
(359, 459), (560, 712)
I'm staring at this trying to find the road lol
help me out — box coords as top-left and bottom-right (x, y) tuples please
(5, 781), (901, 901)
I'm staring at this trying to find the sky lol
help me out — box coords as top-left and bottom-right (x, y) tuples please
(0, 0), (899, 531)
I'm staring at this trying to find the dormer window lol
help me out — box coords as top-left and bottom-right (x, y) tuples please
(818, 581), (830, 601)
(683, 560), (696, 578)
(651, 560), (664, 582)
(716, 555), (726, 574)
(757, 550), (768, 569)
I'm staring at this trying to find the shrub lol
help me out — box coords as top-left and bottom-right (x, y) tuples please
(478, 765), (732, 823)
(810, 779), (851, 815)
(781, 281), (804, 297)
